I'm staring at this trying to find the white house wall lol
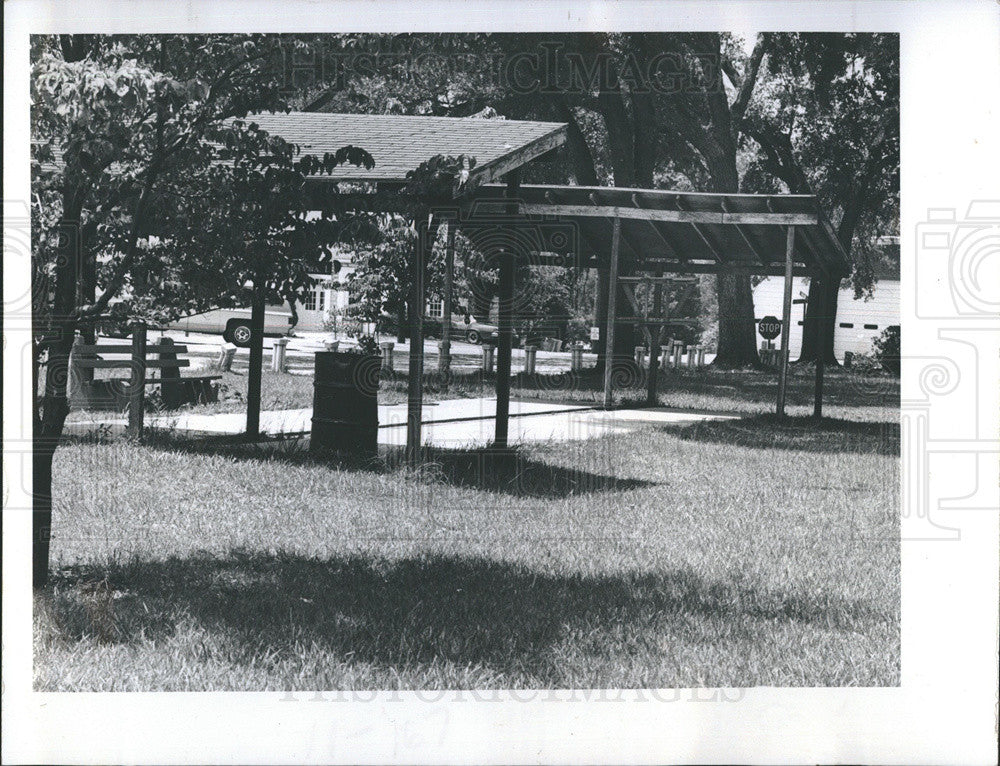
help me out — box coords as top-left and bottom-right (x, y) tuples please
(752, 276), (900, 360)
(294, 269), (354, 332)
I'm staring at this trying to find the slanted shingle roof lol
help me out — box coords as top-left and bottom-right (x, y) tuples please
(244, 111), (567, 184)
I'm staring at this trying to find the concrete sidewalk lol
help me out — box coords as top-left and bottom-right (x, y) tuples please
(67, 397), (737, 448)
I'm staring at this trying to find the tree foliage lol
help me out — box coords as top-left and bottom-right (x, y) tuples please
(742, 33), (899, 361)
(30, 34), (374, 586)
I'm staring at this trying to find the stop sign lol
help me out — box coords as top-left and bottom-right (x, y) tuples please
(758, 315), (782, 340)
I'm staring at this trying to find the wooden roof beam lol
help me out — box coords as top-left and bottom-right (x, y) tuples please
(470, 125), (567, 188)
(517, 202), (816, 225)
(630, 258), (816, 277)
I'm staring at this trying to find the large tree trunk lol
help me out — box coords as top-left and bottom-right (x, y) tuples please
(34, 188), (83, 587)
(704, 147), (759, 368)
(557, 99), (599, 187)
(799, 192), (865, 364)
(34, 350), (72, 587)
(36, 37), (95, 586)
(820, 280), (840, 363)
(797, 277), (841, 364)
(714, 271), (761, 368)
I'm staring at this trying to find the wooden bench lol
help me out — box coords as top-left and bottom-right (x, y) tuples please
(71, 331), (221, 415)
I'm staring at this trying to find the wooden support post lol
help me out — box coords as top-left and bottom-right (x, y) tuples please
(776, 226), (796, 416)
(494, 172), (519, 448)
(813, 275), (826, 419)
(646, 277), (664, 405)
(246, 282), (266, 437)
(603, 217), (622, 409)
(406, 217), (427, 465)
(127, 323), (147, 438)
(439, 221), (456, 378)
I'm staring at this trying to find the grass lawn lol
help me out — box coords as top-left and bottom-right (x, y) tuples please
(36, 400), (900, 690)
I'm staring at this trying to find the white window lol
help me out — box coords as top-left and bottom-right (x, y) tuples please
(427, 298), (444, 318)
(303, 289), (318, 311)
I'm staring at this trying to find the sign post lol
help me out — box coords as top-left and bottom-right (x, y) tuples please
(776, 226), (796, 416)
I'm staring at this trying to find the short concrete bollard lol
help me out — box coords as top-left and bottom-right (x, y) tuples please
(524, 345), (538, 375)
(661, 346), (672, 369)
(570, 344), (584, 372)
(482, 343), (495, 373)
(672, 342), (684, 369)
(687, 346), (698, 369)
(634, 345), (646, 368)
(380, 341), (395, 372)
(697, 346), (706, 367)
(216, 343), (237, 372)
(271, 337), (289, 373)
(759, 341), (775, 367)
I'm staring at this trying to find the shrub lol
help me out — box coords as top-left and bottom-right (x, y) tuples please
(872, 325), (900, 376)
(354, 334), (381, 356)
(846, 352), (882, 374)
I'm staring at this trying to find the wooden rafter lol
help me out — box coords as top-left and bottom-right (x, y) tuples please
(797, 224), (834, 277)
(630, 193), (684, 261)
(673, 195), (725, 263)
(588, 193), (648, 265)
(721, 198), (769, 265)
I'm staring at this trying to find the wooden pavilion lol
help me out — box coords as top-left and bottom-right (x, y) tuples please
(242, 111), (569, 462)
(238, 112), (852, 462)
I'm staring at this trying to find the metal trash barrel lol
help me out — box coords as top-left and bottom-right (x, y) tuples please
(311, 351), (379, 458)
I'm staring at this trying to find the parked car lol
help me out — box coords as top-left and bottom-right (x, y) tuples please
(424, 313), (522, 346)
(164, 306), (295, 347)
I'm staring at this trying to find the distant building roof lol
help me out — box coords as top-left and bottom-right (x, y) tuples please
(245, 111), (567, 185)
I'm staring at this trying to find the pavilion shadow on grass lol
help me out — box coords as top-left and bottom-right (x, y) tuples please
(242, 112), (851, 464)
